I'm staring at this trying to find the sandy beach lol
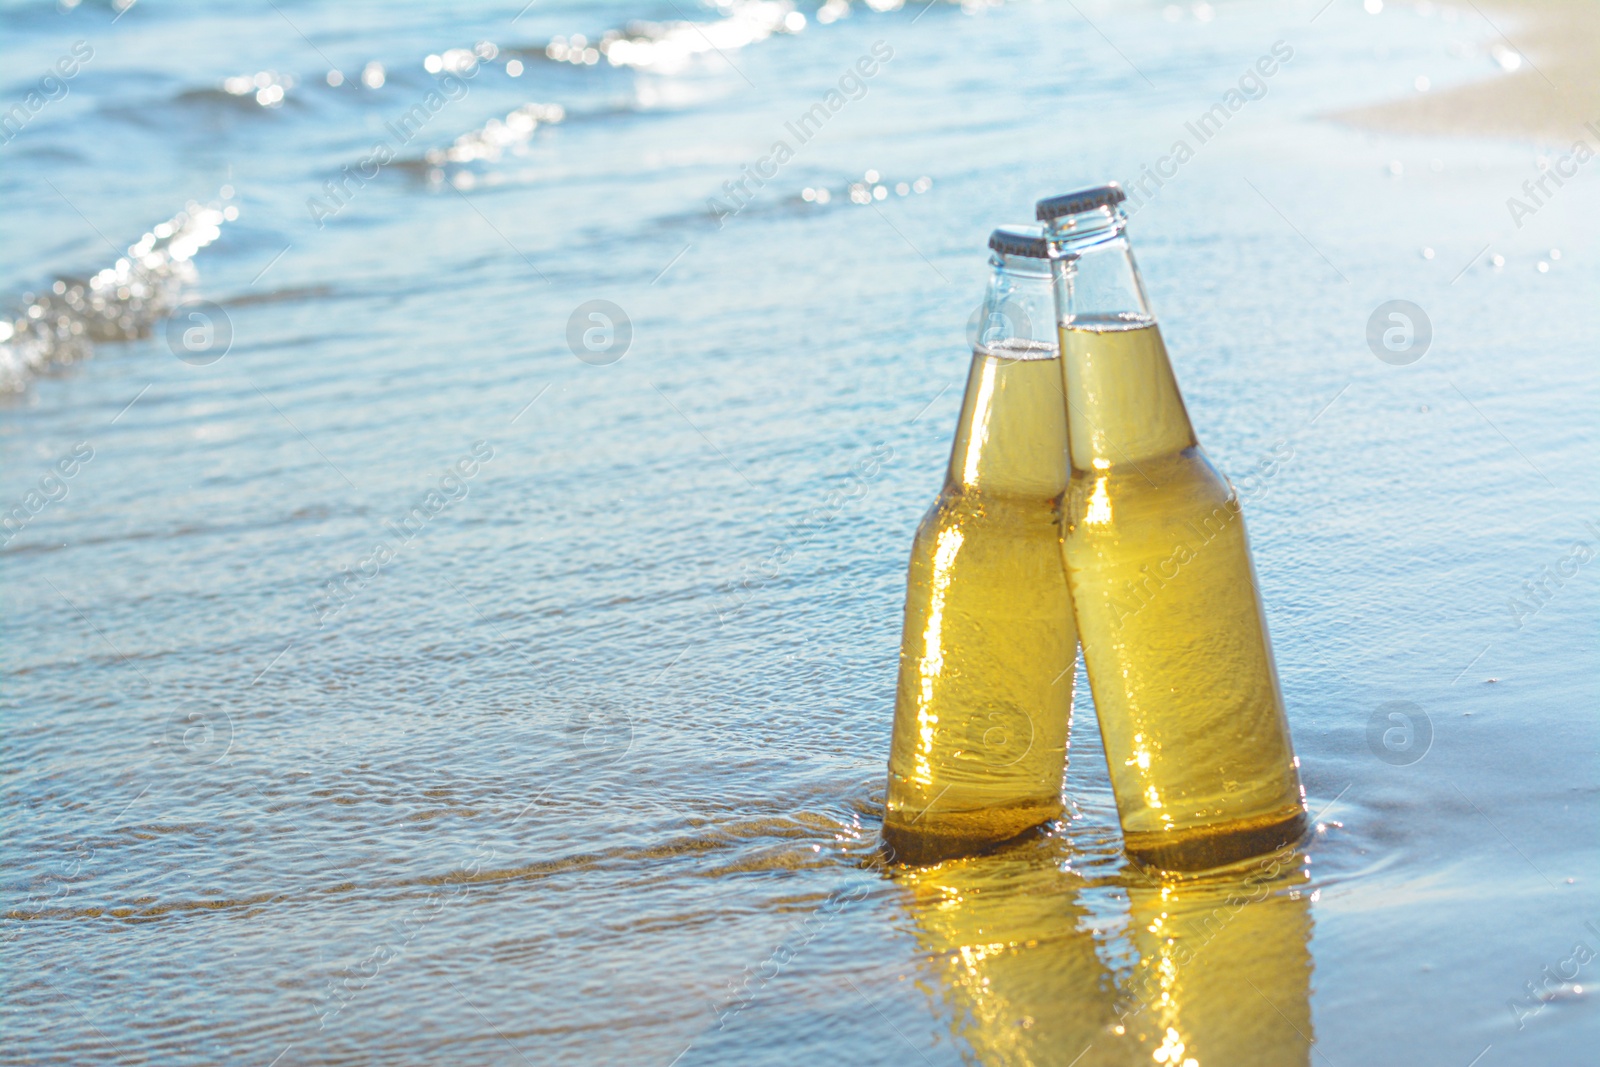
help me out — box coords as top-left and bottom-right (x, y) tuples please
(1334, 0), (1600, 141)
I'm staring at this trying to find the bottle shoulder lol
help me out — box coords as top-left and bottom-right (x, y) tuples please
(913, 484), (1064, 540)
(1064, 446), (1239, 530)
(1076, 446), (1231, 493)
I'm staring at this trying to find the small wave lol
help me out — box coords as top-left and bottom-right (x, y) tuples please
(0, 785), (883, 928)
(0, 194), (237, 393)
(550, 0), (803, 73)
(220, 284), (337, 309)
(385, 3), (802, 185)
(799, 169), (933, 207)
(393, 102), (567, 183)
(222, 70), (292, 105)
(422, 41), (502, 76)
(651, 169), (935, 232)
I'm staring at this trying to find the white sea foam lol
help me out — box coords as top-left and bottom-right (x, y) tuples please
(0, 196), (236, 392)
(593, 0), (799, 72)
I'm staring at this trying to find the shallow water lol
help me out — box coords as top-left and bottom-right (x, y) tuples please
(3, 0), (1597, 1063)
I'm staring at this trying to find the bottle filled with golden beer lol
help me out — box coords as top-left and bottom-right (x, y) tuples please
(1037, 184), (1306, 872)
(882, 226), (1079, 866)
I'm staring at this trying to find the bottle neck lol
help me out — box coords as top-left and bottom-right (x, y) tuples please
(1049, 221), (1153, 325)
(945, 255), (1068, 497)
(946, 345), (1069, 497)
(1047, 219), (1197, 468)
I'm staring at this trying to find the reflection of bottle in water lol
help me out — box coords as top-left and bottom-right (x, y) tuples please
(1038, 185), (1306, 873)
(1119, 857), (1314, 1066)
(895, 841), (1312, 1067)
(895, 850), (1131, 1066)
(882, 226), (1079, 866)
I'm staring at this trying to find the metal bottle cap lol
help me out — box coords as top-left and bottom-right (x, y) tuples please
(987, 224), (1050, 259)
(1035, 183), (1127, 223)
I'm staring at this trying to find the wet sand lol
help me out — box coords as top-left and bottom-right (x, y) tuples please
(1334, 0), (1600, 142)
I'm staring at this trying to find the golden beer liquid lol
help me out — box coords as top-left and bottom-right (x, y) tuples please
(1058, 318), (1305, 871)
(882, 344), (1079, 866)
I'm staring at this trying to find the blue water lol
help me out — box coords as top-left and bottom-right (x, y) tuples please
(3, 1), (1597, 1063)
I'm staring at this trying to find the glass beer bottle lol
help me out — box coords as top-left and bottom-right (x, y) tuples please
(1036, 184), (1306, 872)
(882, 226), (1079, 867)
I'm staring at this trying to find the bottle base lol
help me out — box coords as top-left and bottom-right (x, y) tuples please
(1122, 808), (1308, 875)
(880, 801), (1062, 867)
